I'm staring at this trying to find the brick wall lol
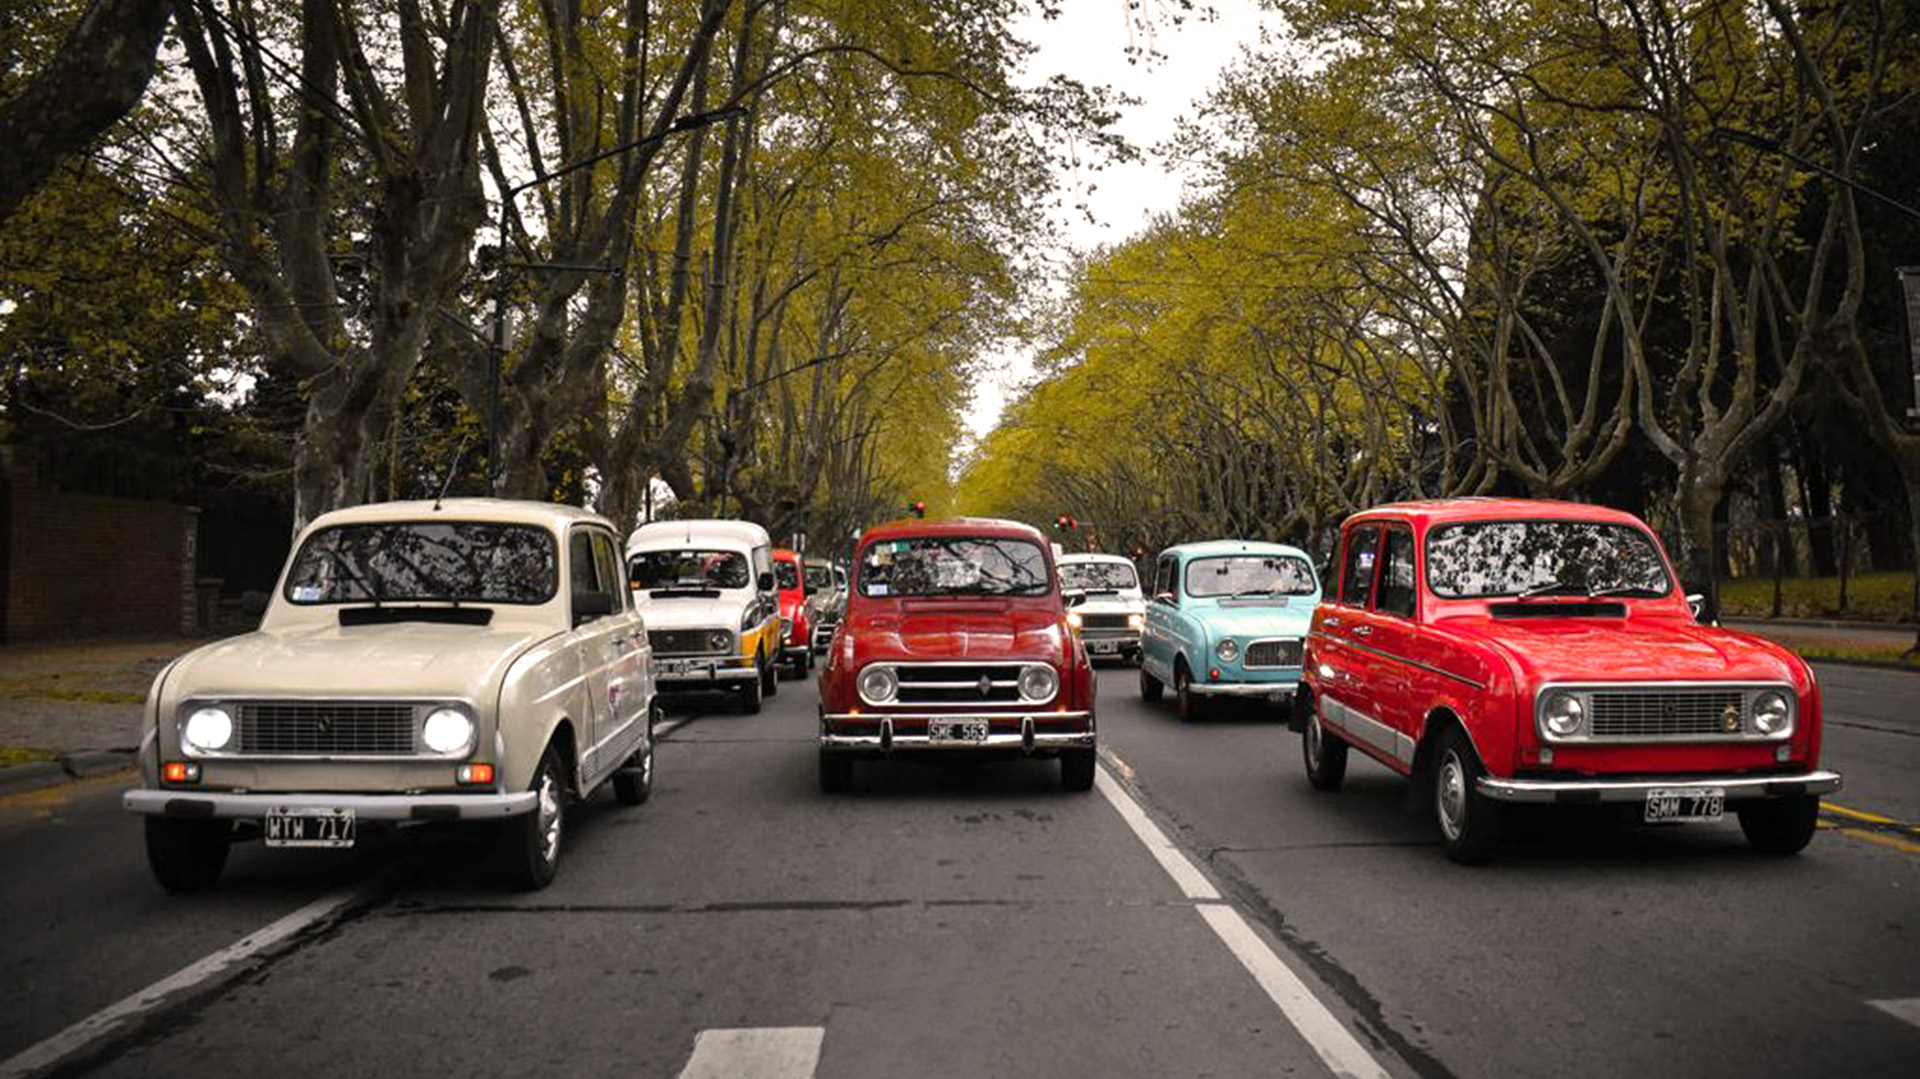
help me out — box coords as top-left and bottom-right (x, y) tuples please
(3, 455), (196, 642)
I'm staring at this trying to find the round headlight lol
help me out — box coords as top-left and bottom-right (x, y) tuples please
(859, 665), (898, 704)
(1066, 610), (1083, 629)
(1541, 691), (1585, 738)
(1216, 638), (1239, 663)
(1753, 690), (1792, 735)
(1128, 612), (1145, 630)
(422, 708), (475, 754)
(709, 629), (732, 653)
(1019, 664), (1059, 702)
(183, 707), (233, 752)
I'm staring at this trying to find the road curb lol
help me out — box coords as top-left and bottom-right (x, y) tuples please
(0, 760), (67, 796)
(0, 749), (137, 798)
(1726, 616), (1919, 633)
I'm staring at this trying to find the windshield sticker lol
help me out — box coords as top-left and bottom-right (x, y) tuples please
(870, 583), (889, 596)
(292, 585), (323, 602)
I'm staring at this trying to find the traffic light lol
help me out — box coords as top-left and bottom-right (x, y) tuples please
(906, 500), (926, 519)
(1053, 515), (1078, 532)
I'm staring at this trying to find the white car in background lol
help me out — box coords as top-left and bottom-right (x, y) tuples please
(1059, 552), (1148, 663)
(125, 499), (657, 892)
(627, 519), (783, 712)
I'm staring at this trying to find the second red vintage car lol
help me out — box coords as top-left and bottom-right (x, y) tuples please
(1296, 498), (1841, 863)
(772, 548), (813, 678)
(817, 517), (1097, 792)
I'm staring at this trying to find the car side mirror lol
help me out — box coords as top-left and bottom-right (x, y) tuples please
(1063, 588), (1089, 608)
(1685, 592), (1712, 624)
(573, 591), (615, 627)
(758, 571), (775, 593)
(1155, 591), (1176, 606)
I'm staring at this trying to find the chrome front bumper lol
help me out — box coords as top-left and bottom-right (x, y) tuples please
(1476, 770), (1843, 804)
(821, 711), (1095, 754)
(1187, 681), (1296, 700)
(654, 657), (758, 686)
(124, 788), (538, 821)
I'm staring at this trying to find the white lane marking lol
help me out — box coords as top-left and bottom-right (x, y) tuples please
(1198, 905), (1391, 1079)
(676, 1027), (824, 1079)
(0, 883), (373, 1079)
(1097, 764), (1392, 1079)
(1869, 997), (1920, 1029)
(1095, 766), (1219, 900)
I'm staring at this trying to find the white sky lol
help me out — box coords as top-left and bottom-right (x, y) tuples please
(959, 0), (1279, 445)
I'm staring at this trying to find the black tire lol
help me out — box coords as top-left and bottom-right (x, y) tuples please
(739, 666), (763, 714)
(145, 817), (231, 892)
(1302, 702), (1348, 791)
(1139, 664), (1163, 703)
(500, 747), (566, 890)
(1174, 661), (1201, 722)
(612, 721), (654, 806)
(1737, 795), (1819, 855)
(1432, 727), (1501, 864)
(761, 650), (779, 697)
(1060, 749), (1097, 791)
(819, 752), (853, 793)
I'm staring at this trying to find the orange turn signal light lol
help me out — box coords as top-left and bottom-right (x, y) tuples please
(162, 761), (200, 784)
(457, 763), (495, 786)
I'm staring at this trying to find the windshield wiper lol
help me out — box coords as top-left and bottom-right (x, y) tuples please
(1516, 581), (1593, 599)
(1588, 585), (1662, 599)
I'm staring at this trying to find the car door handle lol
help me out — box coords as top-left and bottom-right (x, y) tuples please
(1351, 624), (1372, 637)
(1323, 617), (1342, 629)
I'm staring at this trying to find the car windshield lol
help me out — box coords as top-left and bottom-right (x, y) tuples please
(1061, 561), (1138, 591)
(284, 521), (557, 605)
(1185, 555), (1317, 598)
(805, 566), (834, 591)
(776, 561), (801, 590)
(1425, 520), (1673, 599)
(629, 549), (750, 590)
(859, 537), (1052, 598)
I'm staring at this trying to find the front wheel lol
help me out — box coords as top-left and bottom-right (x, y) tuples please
(1737, 795), (1819, 855)
(761, 650), (779, 697)
(500, 747), (566, 889)
(1302, 706), (1348, 791)
(145, 817), (231, 892)
(1174, 663), (1201, 722)
(739, 666), (764, 714)
(1060, 749), (1096, 792)
(1432, 728), (1501, 864)
(612, 720), (654, 806)
(1139, 664), (1163, 703)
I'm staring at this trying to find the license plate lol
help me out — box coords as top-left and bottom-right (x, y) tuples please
(928, 719), (990, 743)
(1643, 787), (1724, 823)
(265, 807), (356, 848)
(659, 659), (711, 677)
(1089, 640), (1118, 654)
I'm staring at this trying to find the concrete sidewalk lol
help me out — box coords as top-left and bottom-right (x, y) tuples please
(1725, 617), (1918, 654)
(0, 637), (211, 795)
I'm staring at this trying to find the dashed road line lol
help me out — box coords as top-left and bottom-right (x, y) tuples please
(1095, 764), (1392, 1079)
(675, 1027), (824, 1079)
(0, 880), (380, 1079)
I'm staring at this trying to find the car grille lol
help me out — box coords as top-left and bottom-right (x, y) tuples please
(893, 663), (1027, 705)
(233, 702), (416, 755)
(1078, 613), (1135, 637)
(1244, 638), (1303, 668)
(1587, 689), (1747, 738)
(650, 628), (724, 656)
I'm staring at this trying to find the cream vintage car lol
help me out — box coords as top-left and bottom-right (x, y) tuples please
(626, 519), (782, 712)
(124, 499), (657, 891)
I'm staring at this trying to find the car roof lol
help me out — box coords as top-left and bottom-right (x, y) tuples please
(1161, 539), (1311, 560)
(860, 516), (1048, 545)
(773, 548), (801, 562)
(627, 518), (772, 552)
(1347, 497), (1650, 528)
(304, 498), (611, 533)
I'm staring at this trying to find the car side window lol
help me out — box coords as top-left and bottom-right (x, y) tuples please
(1374, 527), (1416, 620)
(590, 532), (626, 611)
(1155, 556), (1178, 604)
(1340, 526), (1381, 608)
(570, 532), (599, 595)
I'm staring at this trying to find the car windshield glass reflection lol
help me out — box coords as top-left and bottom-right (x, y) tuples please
(1425, 520), (1672, 598)
(776, 562), (801, 590)
(1185, 556), (1316, 598)
(859, 538), (1051, 597)
(630, 549), (750, 590)
(805, 566), (833, 591)
(1061, 562), (1138, 592)
(284, 522), (557, 605)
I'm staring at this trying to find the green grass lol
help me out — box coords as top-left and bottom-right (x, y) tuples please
(0, 675), (145, 704)
(0, 746), (59, 768)
(1720, 571), (1916, 623)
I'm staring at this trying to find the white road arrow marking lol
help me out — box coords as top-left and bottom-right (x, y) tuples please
(675, 1027), (825, 1079)
(1869, 998), (1920, 1030)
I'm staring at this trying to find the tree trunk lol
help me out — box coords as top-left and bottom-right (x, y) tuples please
(1676, 465), (1727, 623)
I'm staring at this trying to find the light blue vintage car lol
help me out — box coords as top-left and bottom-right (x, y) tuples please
(1139, 540), (1321, 720)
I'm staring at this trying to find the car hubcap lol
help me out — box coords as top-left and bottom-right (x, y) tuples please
(537, 770), (562, 865)
(1307, 715), (1323, 768)
(1437, 752), (1466, 840)
(641, 738), (653, 786)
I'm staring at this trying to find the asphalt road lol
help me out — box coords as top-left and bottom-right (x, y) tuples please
(0, 661), (1914, 1079)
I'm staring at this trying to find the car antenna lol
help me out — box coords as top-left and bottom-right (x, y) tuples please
(433, 434), (471, 512)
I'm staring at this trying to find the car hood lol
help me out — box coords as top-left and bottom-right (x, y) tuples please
(1452, 616), (1798, 684)
(635, 594), (750, 631)
(1073, 593), (1146, 616)
(169, 620), (555, 703)
(1190, 602), (1315, 640)
(853, 605), (1066, 664)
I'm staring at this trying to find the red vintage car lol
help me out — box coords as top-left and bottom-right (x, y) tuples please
(1295, 498), (1841, 863)
(817, 517), (1097, 792)
(773, 548), (812, 678)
